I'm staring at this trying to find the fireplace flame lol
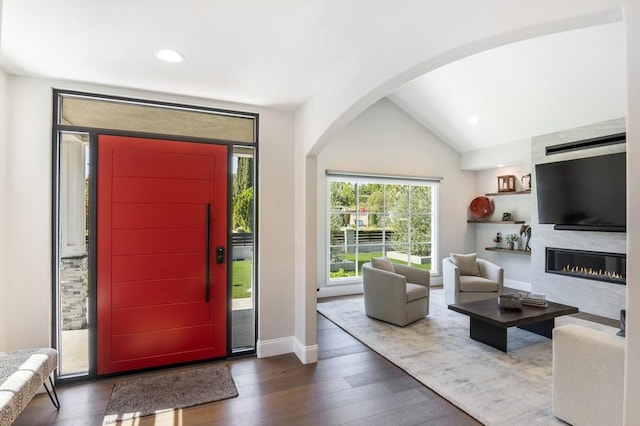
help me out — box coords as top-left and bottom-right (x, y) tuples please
(562, 264), (624, 281)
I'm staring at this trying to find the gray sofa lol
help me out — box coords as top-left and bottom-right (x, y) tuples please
(362, 261), (430, 326)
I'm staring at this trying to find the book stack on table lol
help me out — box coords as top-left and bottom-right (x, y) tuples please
(522, 293), (547, 307)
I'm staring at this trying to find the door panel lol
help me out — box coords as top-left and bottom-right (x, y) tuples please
(112, 277), (205, 309)
(111, 253), (205, 282)
(112, 148), (216, 180)
(111, 303), (212, 334)
(112, 177), (215, 203)
(97, 135), (227, 375)
(112, 203), (204, 229)
(112, 228), (206, 255)
(111, 326), (215, 363)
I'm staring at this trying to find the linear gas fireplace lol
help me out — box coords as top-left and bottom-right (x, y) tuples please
(546, 247), (626, 285)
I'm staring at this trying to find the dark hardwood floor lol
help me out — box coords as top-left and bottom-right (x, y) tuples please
(15, 314), (481, 426)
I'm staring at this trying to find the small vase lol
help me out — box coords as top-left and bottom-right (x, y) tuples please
(508, 242), (514, 250)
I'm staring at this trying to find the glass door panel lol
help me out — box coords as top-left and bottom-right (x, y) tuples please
(57, 131), (90, 376)
(231, 147), (256, 351)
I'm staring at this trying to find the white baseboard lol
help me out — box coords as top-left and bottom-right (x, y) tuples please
(505, 279), (532, 292)
(256, 336), (319, 364)
(256, 336), (294, 358)
(294, 339), (318, 364)
(317, 279), (442, 299)
(317, 283), (363, 299)
(430, 275), (443, 286)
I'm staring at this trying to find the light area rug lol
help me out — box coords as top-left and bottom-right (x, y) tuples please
(103, 364), (238, 424)
(317, 289), (618, 426)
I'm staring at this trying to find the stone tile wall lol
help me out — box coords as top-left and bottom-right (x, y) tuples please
(61, 256), (88, 330)
(531, 118), (626, 319)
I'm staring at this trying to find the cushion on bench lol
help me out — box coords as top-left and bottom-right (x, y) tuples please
(0, 348), (58, 425)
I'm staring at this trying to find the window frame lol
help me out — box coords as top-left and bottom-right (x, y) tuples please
(326, 172), (440, 285)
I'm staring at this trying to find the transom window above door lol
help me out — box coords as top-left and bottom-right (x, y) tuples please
(58, 93), (257, 143)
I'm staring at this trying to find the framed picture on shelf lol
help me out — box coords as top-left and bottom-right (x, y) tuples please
(497, 175), (516, 192)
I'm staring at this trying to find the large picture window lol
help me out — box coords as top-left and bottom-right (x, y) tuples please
(327, 173), (439, 283)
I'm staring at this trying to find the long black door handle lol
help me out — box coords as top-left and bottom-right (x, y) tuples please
(205, 203), (210, 303)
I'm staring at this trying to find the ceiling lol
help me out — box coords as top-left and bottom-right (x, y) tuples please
(388, 21), (626, 153)
(0, 1), (626, 153)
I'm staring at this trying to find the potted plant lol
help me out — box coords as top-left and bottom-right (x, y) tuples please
(505, 233), (519, 250)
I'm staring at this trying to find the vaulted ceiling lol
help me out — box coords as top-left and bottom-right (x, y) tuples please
(388, 21), (626, 153)
(0, 1), (626, 153)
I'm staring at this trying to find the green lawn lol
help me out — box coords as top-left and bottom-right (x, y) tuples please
(331, 251), (431, 279)
(234, 254), (431, 291)
(232, 260), (253, 298)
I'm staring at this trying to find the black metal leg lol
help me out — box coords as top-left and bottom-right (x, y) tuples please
(43, 376), (60, 410)
(469, 318), (508, 352)
(518, 318), (555, 338)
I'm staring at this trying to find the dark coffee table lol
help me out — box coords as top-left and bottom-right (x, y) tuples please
(448, 298), (578, 352)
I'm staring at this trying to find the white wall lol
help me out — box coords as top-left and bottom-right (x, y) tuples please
(316, 98), (476, 295)
(460, 139), (531, 171)
(3, 76), (52, 350)
(253, 100), (296, 354)
(0, 76), (296, 357)
(474, 164), (533, 290)
(0, 67), (8, 350)
(291, 153), (318, 363)
(624, 1), (640, 421)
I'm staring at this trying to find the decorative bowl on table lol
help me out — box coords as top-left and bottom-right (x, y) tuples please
(498, 294), (522, 310)
(469, 196), (494, 219)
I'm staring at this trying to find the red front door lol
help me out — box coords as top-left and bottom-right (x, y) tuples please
(97, 135), (227, 375)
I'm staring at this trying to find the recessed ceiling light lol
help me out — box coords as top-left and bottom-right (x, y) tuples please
(468, 116), (479, 125)
(497, 164), (505, 167)
(156, 48), (185, 63)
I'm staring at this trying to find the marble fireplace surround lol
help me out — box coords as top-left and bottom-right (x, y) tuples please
(531, 118), (626, 319)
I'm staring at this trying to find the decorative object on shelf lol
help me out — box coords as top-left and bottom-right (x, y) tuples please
(469, 196), (494, 219)
(521, 173), (532, 190)
(497, 175), (516, 192)
(505, 233), (519, 250)
(519, 224), (532, 251)
(501, 212), (512, 221)
(498, 293), (522, 310)
(492, 232), (502, 248)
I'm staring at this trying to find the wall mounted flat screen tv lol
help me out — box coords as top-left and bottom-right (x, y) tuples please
(535, 152), (626, 232)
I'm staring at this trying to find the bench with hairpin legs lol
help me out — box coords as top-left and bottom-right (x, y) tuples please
(0, 348), (60, 425)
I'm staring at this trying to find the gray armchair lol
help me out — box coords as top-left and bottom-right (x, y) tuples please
(362, 260), (430, 326)
(442, 255), (504, 305)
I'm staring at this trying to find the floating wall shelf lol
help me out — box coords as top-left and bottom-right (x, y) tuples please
(484, 190), (531, 196)
(485, 247), (531, 256)
(468, 220), (525, 224)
